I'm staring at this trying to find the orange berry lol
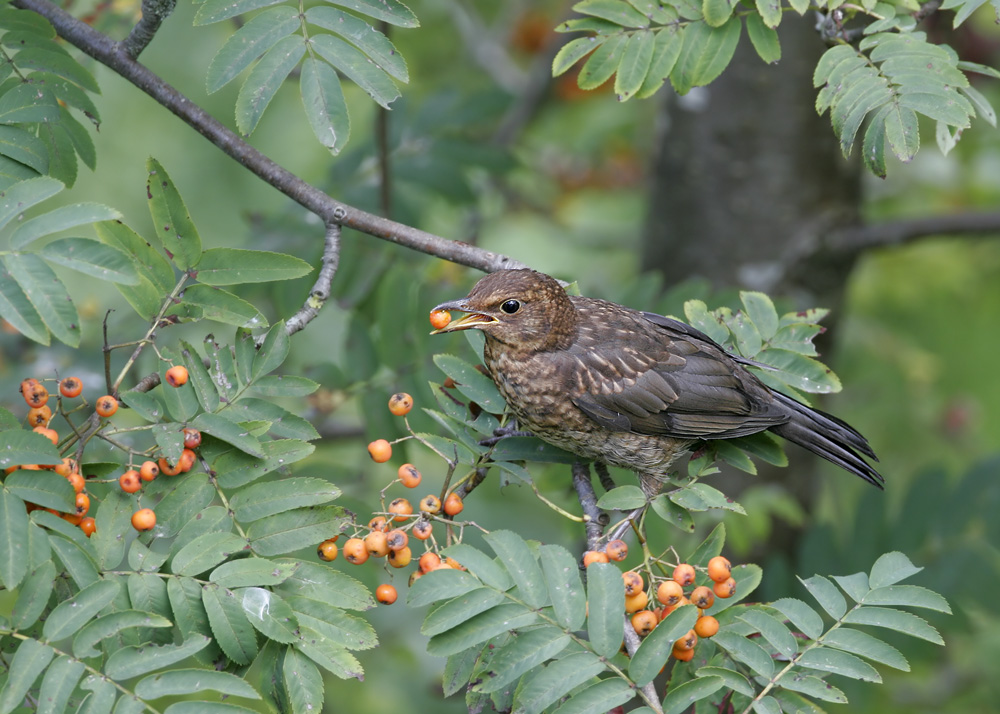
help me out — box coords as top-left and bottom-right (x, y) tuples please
(182, 428), (202, 449)
(95, 395), (118, 417)
(59, 377), (82, 398)
(27, 405), (52, 428)
(412, 520), (433, 540)
(79, 517), (96, 537)
(54, 457), (76, 477)
(32, 426), (58, 445)
(177, 448), (196, 473)
(625, 590), (649, 614)
(119, 470), (142, 494)
(364, 530), (390, 557)
(343, 538), (369, 564)
(388, 546), (412, 568)
(606, 539), (628, 562)
(690, 585), (715, 610)
(713, 577), (736, 599)
(158, 456), (182, 476)
(583, 551), (610, 567)
(131, 508), (156, 531)
(398, 464), (422, 488)
(442, 556), (464, 571)
(418, 552), (441, 573)
(66, 472), (85, 494)
(75, 492), (90, 516)
(694, 615), (719, 638)
(388, 498), (413, 523)
(368, 516), (388, 532)
(387, 392), (414, 416)
(707, 556), (732, 583)
(375, 583), (398, 605)
(367, 439), (392, 463)
(674, 629), (698, 651)
(622, 571), (644, 597)
(386, 529), (408, 552)
(631, 610), (658, 637)
(408, 570), (423, 586)
(672, 563), (696, 587)
(63, 513), (83, 526)
(419, 494), (441, 514)
(443, 492), (464, 516)
(657, 580), (684, 607)
(165, 365), (189, 387)
(429, 310), (451, 330)
(139, 460), (159, 482)
(672, 646), (695, 662)
(317, 539), (339, 561)
(21, 379), (48, 408)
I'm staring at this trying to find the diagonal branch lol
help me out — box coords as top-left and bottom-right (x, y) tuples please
(121, 0), (177, 59)
(13, 0), (526, 274)
(826, 210), (1000, 252)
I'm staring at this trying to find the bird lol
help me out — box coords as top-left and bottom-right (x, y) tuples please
(431, 269), (882, 495)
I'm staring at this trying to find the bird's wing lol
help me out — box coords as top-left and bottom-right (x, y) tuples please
(565, 309), (787, 439)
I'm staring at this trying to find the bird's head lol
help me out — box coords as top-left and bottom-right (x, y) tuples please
(431, 269), (577, 353)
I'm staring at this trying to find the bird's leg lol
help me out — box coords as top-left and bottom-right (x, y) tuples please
(594, 462), (617, 492)
(571, 462), (606, 550)
(478, 421), (534, 447)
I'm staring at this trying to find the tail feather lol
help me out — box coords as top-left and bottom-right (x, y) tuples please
(769, 392), (883, 489)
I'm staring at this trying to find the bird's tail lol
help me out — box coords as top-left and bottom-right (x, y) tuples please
(769, 392), (884, 489)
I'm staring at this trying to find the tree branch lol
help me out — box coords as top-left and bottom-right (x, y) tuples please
(571, 462), (604, 550)
(121, 0), (176, 59)
(827, 210), (1000, 252)
(13, 0), (526, 274)
(285, 222), (341, 338)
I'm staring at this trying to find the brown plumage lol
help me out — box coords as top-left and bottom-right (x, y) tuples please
(432, 269), (882, 494)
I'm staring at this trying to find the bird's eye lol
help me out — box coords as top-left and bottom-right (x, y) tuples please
(500, 299), (521, 315)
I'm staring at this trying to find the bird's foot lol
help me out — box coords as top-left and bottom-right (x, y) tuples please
(479, 423), (534, 447)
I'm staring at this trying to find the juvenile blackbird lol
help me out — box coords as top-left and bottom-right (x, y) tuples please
(432, 269), (882, 494)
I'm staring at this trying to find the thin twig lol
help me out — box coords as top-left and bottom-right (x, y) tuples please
(826, 210), (1000, 252)
(121, 0), (177, 59)
(285, 222), (341, 338)
(571, 462), (604, 550)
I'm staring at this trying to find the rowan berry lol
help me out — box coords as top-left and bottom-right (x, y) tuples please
(412, 520), (433, 540)
(139, 460), (159, 482)
(707, 556), (732, 583)
(59, 377), (82, 398)
(177, 448), (196, 473)
(21, 379), (48, 408)
(27, 406), (52, 427)
(119, 470), (142, 494)
(419, 494), (441, 514)
(689, 585), (715, 610)
(95, 395), (118, 417)
(657, 580), (684, 607)
(398, 464), (422, 488)
(387, 392), (414, 416)
(54, 457), (76, 477)
(672, 646), (695, 662)
(343, 538), (369, 564)
(63, 513), (82, 526)
(364, 530), (390, 557)
(429, 310), (451, 330)
(317, 539), (338, 561)
(183, 428), (202, 449)
(75, 492), (90, 516)
(442, 556), (464, 571)
(672, 563), (696, 587)
(388, 498), (413, 522)
(622, 571), (644, 597)
(631, 610), (658, 637)
(368, 516), (388, 532)
(625, 590), (649, 614)
(386, 529), (408, 552)
(165, 365), (189, 387)
(408, 570), (423, 586)
(388, 546), (412, 568)
(79, 517), (96, 537)
(158, 456), (182, 476)
(606, 539), (628, 562)
(713, 577), (736, 599)
(375, 583), (398, 605)
(131, 508), (156, 531)
(583, 551), (609, 567)
(674, 629), (698, 651)
(418, 552), (441, 573)
(694, 615), (720, 638)
(443, 492), (464, 516)
(367, 439), (392, 463)
(32, 426), (57, 445)
(66, 472), (85, 494)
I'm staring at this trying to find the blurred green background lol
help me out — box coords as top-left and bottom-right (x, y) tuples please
(2, 0), (1000, 711)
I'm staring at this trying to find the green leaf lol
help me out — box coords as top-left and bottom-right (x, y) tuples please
(408, 568), (484, 607)
(206, 6), (299, 92)
(440, 543), (512, 591)
(650, 493), (695, 532)
(755, 0), (782, 26)
(119, 388), (165, 423)
(215, 439), (316, 489)
(77, 675), (116, 714)
(94, 219), (174, 292)
(539, 544), (587, 630)
(202, 584), (258, 664)
(36, 654), (85, 713)
(283, 646), (324, 713)
(713, 630), (774, 678)
(229, 477), (340, 522)
(13, 45), (98, 90)
(883, 103), (919, 162)
(41, 237), (139, 285)
(10, 202), (120, 249)
(0, 638), (53, 714)
(192, 412), (264, 457)
(11, 560), (55, 630)
(326, 0), (419, 27)
(769, 597), (824, 640)
(172, 532), (250, 577)
(433, 353), (506, 413)
(181, 342), (221, 412)
(636, 25), (683, 98)
(694, 666), (754, 697)
(663, 676), (725, 714)
(862, 584), (950, 612)
(574, 0), (651, 25)
(704, 0), (737, 26)
(596, 484), (647, 510)
(426, 604), (537, 657)
(167, 577), (220, 665)
(136, 669), (260, 700)
(473, 627), (570, 693)
(126, 573), (172, 644)
(293, 635), (363, 680)
(0, 265), (48, 343)
(241, 586), (298, 643)
(868, 551), (922, 588)
(777, 674), (846, 703)
(104, 636), (213, 680)
(757, 348), (842, 393)
(798, 574), (846, 619)
(833, 571), (870, 603)
(181, 284), (267, 328)
(615, 29), (655, 100)
(0, 176), (62, 231)
(670, 16), (741, 94)
(73, 610), (172, 659)
(194, 0), (284, 23)
(246, 506), (348, 556)
(553, 36), (601, 77)
(236, 35), (305, 135)
(0, 125), (47, 173)
(251, 321), (290, 381)
(163, 703), (261, 714)
(745, 13), (780, 63)
(630, 604), (699, 685)
(513, 651), (605, 714)
(822, 627), (909, 670)
(586, 562), (625, 658)
(0, 489), (29, 589)
(550, 678), (633, 714)
(578, 33), (625, 90)
(2, 252), (80, 346)
(146, 158), (202, 270)
(485, 530), (547, 609)
(210, 558), (297, 589)
(306, 7), (408, 81)
(247, 374), (318, 397)
(153, 422), (185, 467)
(194, 248), (311, 285)
(43, 577), (119, 641)
(843, 606), (943, 644)
(738, 608), (798, 658)
(48, 534), (99, 588)
(310, 34), (399, 109)
(5, 469), (74, 512)
(420, 588), (506, 637)
(290, 599), (376, 650)
(148, 473), (216, 539)
(797, 647), (881, 682)
(0, 83), (60, 123)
